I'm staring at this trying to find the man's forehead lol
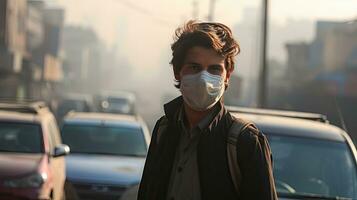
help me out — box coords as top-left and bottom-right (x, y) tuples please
(183, 46), (225, 63)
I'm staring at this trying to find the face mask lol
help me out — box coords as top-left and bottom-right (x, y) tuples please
(180, 70), (225, 111)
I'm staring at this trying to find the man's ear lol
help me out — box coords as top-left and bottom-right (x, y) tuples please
(225, 68), (233, 83)
(225, 68), (233, 89)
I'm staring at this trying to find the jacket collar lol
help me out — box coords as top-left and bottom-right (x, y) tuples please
(163, 96), (228, 132)
(163, 96), (183, 121)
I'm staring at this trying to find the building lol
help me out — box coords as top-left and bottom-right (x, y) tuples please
(23, 2), (65, 100)
(61, 26), (102, 93)
(285, 42), (312, 85)
(285, 19), (357, 91)
(0, 0), (27, 99)
(24, 0), (45, 99)
(224, 74), (243, 106)
(0, 0), (65, 101)
(282, 19), (357, 142)
(320, 21), (357, 72)
(42, 8), (64, 82)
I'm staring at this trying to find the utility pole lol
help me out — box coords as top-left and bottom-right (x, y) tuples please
(207, 0), (216, 21)
(258, 0), (269, 108)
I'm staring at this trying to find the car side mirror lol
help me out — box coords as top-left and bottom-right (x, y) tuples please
(53, 144), (70, 158)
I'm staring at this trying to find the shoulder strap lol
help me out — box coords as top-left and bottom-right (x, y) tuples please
(227, 117), (254, 197)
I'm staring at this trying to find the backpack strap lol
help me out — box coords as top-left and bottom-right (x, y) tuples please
(156, 116), (169, 145)
(227, 117), (255, 197)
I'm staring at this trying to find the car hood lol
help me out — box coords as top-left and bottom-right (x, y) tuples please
(0, 153), (43, 178)
(66, 154), (145, 185)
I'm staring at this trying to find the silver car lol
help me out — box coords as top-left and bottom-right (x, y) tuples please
(61, 112), (150, 200)
(229, 106), (357, 200)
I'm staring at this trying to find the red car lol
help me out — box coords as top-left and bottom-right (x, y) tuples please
(0, 102), (70, 200)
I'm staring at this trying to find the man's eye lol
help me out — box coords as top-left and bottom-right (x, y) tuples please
(209, 67), (223, 74)
(190, 65), (200, 70)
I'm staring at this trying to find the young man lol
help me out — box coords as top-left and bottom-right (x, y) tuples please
(138, 21), (277, 200)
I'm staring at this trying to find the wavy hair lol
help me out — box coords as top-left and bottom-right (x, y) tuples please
(170, 20), (240, 88)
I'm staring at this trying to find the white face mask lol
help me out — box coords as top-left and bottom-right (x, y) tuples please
(180, 70), (225, 111)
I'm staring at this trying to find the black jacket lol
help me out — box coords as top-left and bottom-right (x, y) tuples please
(138, 97), (277, 200)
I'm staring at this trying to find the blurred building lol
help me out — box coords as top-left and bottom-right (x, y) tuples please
(285, 18), (357, 96)
(224, 74), (243, 106)
(24, 0), (45, 99)
(285, 42), (313, 86)
(316, 21), (357, 72)
(0, 0), (64, 103)
(24, 2), (64, 101)
(41, 7), (64, 100)
(61, 26), (103, 94)
(0, 0), (27, 99)
(281, 18), (357, 142)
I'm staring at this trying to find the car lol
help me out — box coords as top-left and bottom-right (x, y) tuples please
(228, 106), (357, 200)
(0, 101), (70, 200)
(61, 112), (150, 200)
(95, 92), (136, 115)
(56, 93), (95, 124)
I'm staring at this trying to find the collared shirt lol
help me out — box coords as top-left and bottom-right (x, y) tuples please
(166, 105), (219, 200)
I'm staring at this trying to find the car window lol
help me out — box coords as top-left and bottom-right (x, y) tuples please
(61, 124), (147, 157)
(0, 122), (43, 153)
(267, 134), (357, 199)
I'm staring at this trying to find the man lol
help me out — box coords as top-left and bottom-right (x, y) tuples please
(138, 20), (277, 200)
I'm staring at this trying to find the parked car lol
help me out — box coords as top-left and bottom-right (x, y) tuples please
(56, 93), (94, 124)
(61, 112), (150, 200)
(0, 101), (70, 200)
(95, 92), (136, 115)
(228, 106), (357, 200)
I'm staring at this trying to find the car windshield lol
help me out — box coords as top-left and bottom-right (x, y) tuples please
(0, 122), (43, 153)
(61, 124), (147, 157)
(267, 134), (357, 199)
(108, 97), (129, 105)
(59, 99), (90, 112)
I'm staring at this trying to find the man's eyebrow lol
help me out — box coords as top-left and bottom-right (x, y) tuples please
(208, 64), (224, 68)
(184, 62), (201, 65)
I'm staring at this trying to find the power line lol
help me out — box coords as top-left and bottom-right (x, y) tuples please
(113, 0), (177, 27)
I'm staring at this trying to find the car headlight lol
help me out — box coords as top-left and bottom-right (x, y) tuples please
(3, 173), (47, 188)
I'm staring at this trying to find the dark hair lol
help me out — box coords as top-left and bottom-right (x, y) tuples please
(170, 20), (240, 88)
